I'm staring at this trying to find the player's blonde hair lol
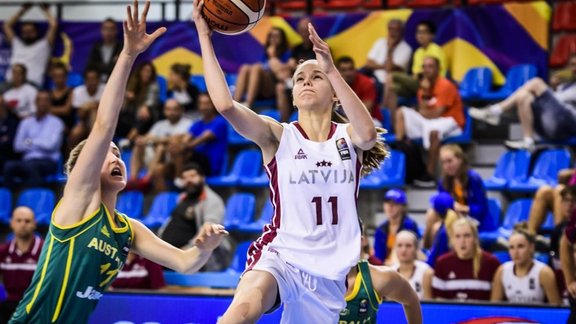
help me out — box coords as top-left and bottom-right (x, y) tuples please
(65, 139), (88, 175)
(452, 217), (483, 279)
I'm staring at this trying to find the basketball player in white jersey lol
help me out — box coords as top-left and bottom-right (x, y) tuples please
(491, 223), (561, 304)
(391, 230), (433, 300)
(192, 0), (388, 322)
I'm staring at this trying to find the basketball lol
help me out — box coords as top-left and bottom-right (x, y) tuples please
(201, 0), (266, 35)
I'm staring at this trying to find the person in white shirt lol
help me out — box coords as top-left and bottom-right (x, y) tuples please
(391, 230), (433, 300)
(3, 3), (57, 87)
(1, 64), (38, 119)
(491, 223), (561, 304)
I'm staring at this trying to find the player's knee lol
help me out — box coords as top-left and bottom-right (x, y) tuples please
(535, 185), (554, 200)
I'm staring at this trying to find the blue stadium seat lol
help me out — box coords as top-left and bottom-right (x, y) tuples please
(239, 168), (269, 188)
(17, 188), (56, 226)
(227, 241), (251, 273)
(0, 188), (12, 224)
(492, 250), (511, 264)
(207, 150), (262, 187)
(141, 192), (179, 229)
(541, 212), (555, 234)
(45, 156), (67, 184)
(483, 149), (531, 191)
(259, 109), (281, 122)
(508, 148), (571, 193)
(157, 76), (168, 103)
(478, 198), (501, 244)
(117, 191), (144, 219)
(497, 198), (532, 239)
(237, 200), (273, 233)
(360, 149), (406, 189)
(223, 193), (256, 231)
(380, 108), (393, 133)
(480, 64), (537, 101)
(459, 67), (493, 101)
(443, 109), (472, 144)
(227, 124), (251, 146)
(289, 111), (298, 122)
(121, 149), (132, 179)
(190, 75), (208, 93)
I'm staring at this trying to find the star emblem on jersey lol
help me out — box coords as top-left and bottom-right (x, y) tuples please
(316, 160), (332, 167)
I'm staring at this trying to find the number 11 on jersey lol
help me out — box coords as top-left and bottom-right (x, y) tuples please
(312, 196), (339, 225)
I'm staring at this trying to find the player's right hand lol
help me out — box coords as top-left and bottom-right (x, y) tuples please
(122, 0), (167, 57)
(193, 0), (212, 37)
(193, 223), (229, 251)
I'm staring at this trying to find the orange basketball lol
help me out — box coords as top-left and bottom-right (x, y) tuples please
(201, 0), (266, 35)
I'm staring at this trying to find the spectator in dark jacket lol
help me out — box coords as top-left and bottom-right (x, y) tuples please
(374, 189), (421, 264)
(86, 18), (122, 81)
(0, 96), (19, 171)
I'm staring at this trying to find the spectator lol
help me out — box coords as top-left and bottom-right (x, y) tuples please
(173, 93), (228, 177)
(117, 61), (161, 140)
(0, 95), (19, 171)
(560, 205), (576, 321)
(127, 99), (193, 192)
(391, 230), (433, 300)
(159, 163), (232, 271)
(423, 144), (489, 245)
(426, 192), (461, 268)
(432, 218), (500, 301)
(336, 56), (382, 126)
(385, 21), (446, 113)
(68, 67), (105, 149)
(470, 54), (576, 151)
(168, 63), (200, 118)
(394, 57), (465, 179)
(86, 18), (122, 81)
(2, 64), (38, 119)
(233, 27), (291, 109)
(3, 3), (57, 86)
(48, 62), (74, 131)
(0, 207), (43, 323)
(373, 189), (420, 264)
(491, 223), (561, 304)
(287, 17), (316, 66)
(2, 91), (64, 187)
(111, 252), (166, 290)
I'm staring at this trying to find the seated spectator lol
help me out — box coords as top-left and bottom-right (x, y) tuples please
(336, 56), (382, 126)
(111, 252), (165, 290)
(2, 64), (38, 119)
(0, 96), (19, 171)
(117, 61), (161, 141)
(385, 21), (446, 113)
(394, 57), (465, 178)
(159, 163), (232, 271)
(491, 223), (561, 304)
(362, 233), (382, 266)
(172, 93), (228, 178)
(48, 62), (74, 132)
(168, 63), (199, 118)
(3, 91), (64, 187)
(391, 230), (433, 300)
(560, 206), (576, 321)
(86, 18), (122, 81)
(470, 54), (576, 151)
(3, 3), (57, 86)
(0, 207), (43, 323)
(68, 67), (105, 149)
(426, 193), (461, 268)
(374, 189), (420, 264)
(432, 218), (500, 301)
(127, 99), (193, 192)
(424, 144), (489, 246)
(233, 27), (291, 109)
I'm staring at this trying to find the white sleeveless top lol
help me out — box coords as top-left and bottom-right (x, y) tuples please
(248, 122), (362, 281)
(392, 260), (430, 300)
(501, 260), (547, 303)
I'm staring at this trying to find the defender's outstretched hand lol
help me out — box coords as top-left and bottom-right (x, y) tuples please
(193, 223), (229, 251)
(308, 23), (335, 75)
(123, 0), (167, 57)
(193, 0), (212, 37)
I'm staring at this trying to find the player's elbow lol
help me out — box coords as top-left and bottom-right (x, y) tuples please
(356, 132), (377, 151)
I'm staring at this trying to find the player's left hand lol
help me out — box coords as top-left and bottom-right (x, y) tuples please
(308, 23), (335, 75)
(122, 0), (167, 57)
(193, 223), (229, 251)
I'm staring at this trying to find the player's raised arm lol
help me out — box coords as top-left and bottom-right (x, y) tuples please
(307, 23), (377, 151)
(56, 0), (166, 226)
(192, 0), (281, 159)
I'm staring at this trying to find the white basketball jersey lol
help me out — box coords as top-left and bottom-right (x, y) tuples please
(501, 260), (547, 303)
(392, 260), (430, 300)
(248, 122), (362, 281)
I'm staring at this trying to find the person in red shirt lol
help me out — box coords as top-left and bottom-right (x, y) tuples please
(111, 252), (166, 290)
(432, 217), (500, 301)
(0, 206), (43, 323)
(395, 56), (465, 178)
(336, 56), (383, 126)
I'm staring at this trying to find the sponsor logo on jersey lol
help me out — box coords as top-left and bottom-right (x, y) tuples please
(101, 225), (110, 238)
(315, 160), (332, 167)
(295, 148), (308, 160)
(335, 138), (351, 161)
(358, 299), (368, 314)
(76, 286), (103, 300)
(339, 308), (350, 316)
(529, 278), (535, 290)
(448, 271), (456, 279)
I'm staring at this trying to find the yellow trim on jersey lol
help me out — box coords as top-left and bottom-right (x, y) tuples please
(26, 236), (55, 313)
(52, 237), (74, 322)
(345, 267), (363, 302)
(361, 277), (381, 312)
(50, 200), (102, 230)
(124, 214), (135, 243)
(102, 205), (129, 233)
(50, 215), (103, 243)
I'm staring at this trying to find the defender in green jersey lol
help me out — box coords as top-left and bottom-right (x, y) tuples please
(340, 260), (422, 324)
(9, 2), (227, 322)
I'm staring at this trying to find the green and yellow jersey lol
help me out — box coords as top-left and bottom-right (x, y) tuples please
(339, 260), (382, 324)
(10, 202), (133, 324)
